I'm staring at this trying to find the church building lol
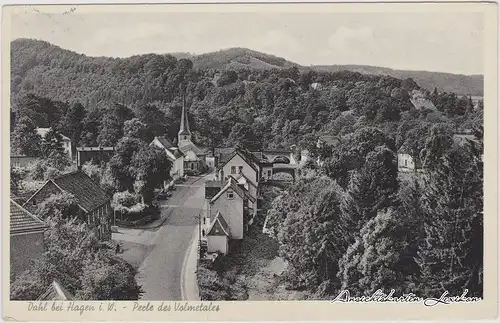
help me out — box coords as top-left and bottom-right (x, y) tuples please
(177, 95), (207, 175)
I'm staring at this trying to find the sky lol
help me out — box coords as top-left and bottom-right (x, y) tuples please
(9, 6), (484, 75)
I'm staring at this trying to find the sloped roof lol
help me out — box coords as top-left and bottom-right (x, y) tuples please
(156, 136), (175, 149)
(151, 137), (184, 160)
(229, 172), (257, 188)
(36, 128), (70, 141)
(178, 141), (206, 156)
(219, 146), (259, 173)
(207, 211), (230, 237)
(26, 171), (110, 213)
(10, 200), (47, 235)
(37, 280), (74, 301)
(410, 97), (437, 111)
(210, 177), (256, 204)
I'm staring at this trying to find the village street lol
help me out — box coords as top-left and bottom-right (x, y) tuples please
(112, 174), (208, 300)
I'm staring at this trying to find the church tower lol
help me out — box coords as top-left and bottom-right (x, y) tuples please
(178, 93), (192, 144)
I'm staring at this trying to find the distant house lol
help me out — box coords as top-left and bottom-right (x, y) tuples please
(310, 82), (322, 90)
(24, 170), (112, 241)
(76, 146), (115, 168)
(36, 128), (72, 160)
(10, 155), (36, 169)
(397, 152), (417, 172)
(150, 136), (185, 181)
(37, 280), (74, 301)
(410, 90), (437, 111)
(10, 200), (47, 278)
(206, 177), (256, 245)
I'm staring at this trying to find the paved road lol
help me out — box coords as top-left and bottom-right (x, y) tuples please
(134, 175), (207, 300)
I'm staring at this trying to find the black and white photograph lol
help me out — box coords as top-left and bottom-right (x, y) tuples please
(4, 2), (495, 318)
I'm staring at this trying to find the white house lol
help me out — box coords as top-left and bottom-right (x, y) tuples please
(207, 177), (256, 242)
(230, 172), (258, 216)
(397, 153), (416, 171)
(36, 128), (72, 160)
(206, 211), (231, 254)
(217, 147), (260, 187)
(150, 136), (184, 181)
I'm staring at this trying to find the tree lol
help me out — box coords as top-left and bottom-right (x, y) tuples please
(10, 167), (22, 196)
(276, 177), (350, 294)
(130, 145), (172, 205)
(35, 192), (81, 221)
(60, 102), (86, 155)
(338, 208), (418, 296)
(10, 211), (142, 300)
(341, 146), (399, 235)
(227, 123), (262, 151)
(108, 137), (145, 192)
(417, 140), (483, 298)
(420, 124), (454, 171)
(123, 118), (151, 141)
(11, 116), (42, 156)
(40, 128), (65, 158)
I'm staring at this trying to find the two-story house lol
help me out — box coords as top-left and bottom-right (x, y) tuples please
(205, 177), (256, 254)
(24, 170), (112, 241)
(216, 146), (260, 187)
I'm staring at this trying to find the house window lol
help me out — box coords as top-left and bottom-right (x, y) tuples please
(32, 199), (36, 206)
(404, 159), (408, 167)
(231, 166), (236, 174)
(238, 166), (243, 173)
(227, 190), (234, 199)
(267, 170), (272, 177)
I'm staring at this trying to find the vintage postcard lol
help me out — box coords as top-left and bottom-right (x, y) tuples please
(2, 1), (498, 321)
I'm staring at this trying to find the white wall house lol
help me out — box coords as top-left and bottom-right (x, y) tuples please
(397, 153), (416, 171)
(150, 136), (185, 181)
(230, 173), (258, 217)
(218, 150), (259, 187)
(206, 211), (230, 254)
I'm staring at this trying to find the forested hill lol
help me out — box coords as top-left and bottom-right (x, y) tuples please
(312, 65), (483, 97)
(11, 38), (482, 154)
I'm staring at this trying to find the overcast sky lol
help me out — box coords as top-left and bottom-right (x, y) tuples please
(10, 7), (484, 75)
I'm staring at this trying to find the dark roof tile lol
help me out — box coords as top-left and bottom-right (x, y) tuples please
(52, 171), (110, 213)
(10, 200), (47, 234)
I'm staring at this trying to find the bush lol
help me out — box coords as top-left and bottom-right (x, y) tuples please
(112, 191), (140, 210)
(44, 167), (62, 180)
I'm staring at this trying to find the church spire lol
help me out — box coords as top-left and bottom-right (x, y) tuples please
(178, 91), (192, 143)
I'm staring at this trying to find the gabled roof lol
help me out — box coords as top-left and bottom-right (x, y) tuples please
(210, 177), (256, 204)
(25, 171), (110, 213)
(229, 172), (257, 188)
(37, 280), (74, 301)
(219, 147), (259, 173)
(207, 211), (230, 237)
(151, 137), (184, 160)
(10, 200), (47, 235)
(178, 141), (206, 156)
(155, 136), (175, 149)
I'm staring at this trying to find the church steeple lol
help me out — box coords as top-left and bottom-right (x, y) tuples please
(178, 92), (192, 143)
